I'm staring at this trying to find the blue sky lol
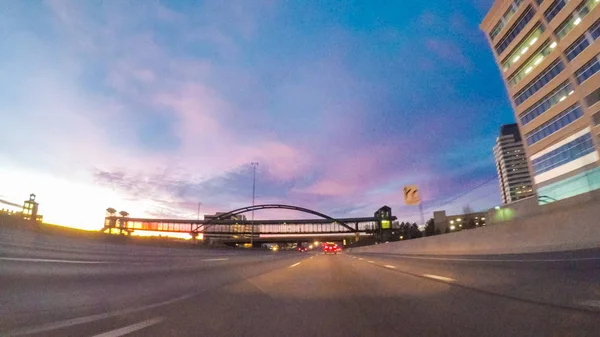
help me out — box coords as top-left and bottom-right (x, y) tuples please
(0, 0), (516, 229)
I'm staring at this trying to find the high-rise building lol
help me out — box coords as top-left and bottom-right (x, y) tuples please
(494, 124), (535, 203)
(481, 0), (600, 202)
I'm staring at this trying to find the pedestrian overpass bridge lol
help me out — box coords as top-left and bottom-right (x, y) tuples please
(103, 204), (396, 243)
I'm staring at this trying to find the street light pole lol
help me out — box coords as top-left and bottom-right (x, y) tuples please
(250, 162), (259, 247)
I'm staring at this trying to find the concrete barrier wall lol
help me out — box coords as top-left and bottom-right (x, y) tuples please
(353, 189), (600, 255)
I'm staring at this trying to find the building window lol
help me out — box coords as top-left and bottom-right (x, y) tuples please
(574, 55), (600, 84)
(501, 24), (546, 73)
(585, 87), (600, 108)
(490, 0), (526, 41)
(565, 21), (600, 62)
(495, 6), (535, 55)
(592, 111), (600, 125)
(565, 35), (591, 61)
(532, 133), (595, 175)
(508, 40), (556, 87)
(520, 81), (574, 125)
(591, 19), (600, 39)
(526, 104), (584, 146)
(514, 59), (564, 106)
(544, 0), (567, 23)
(554, 0), (598, 40)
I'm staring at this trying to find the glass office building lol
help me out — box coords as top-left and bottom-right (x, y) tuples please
(481, 0), (600, 202)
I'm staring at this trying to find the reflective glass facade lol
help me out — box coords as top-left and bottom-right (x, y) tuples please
(565, 36), (590, 62)
(544, 0), (567, 23)
(490, 0), (526, 40)
(514, 59), (564, 105)
(537, 166), (600, 201)
(555, 0), (599, 40)
(520, 81), (573, 125)
(574, 55), (600, 84)
(591, 19), (600, 39)
(525, 104), (583, 145)
(531, 133), (595, 175)
(501, 24), (545, 72)
(495, 5), (535, 55)
(508, 40), (555, 87)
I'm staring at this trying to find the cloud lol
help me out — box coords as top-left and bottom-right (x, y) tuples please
(1, 0), (508, 229)
(424, 38), (472, 69)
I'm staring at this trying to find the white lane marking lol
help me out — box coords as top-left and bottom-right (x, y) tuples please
(290, 262), (301, 268)
(578, 300), (600, 309)
(201, 258), (229, 261)
(6, 294), (196, 336)
(384, 265), (396, 269)
(358, 258), (364, 261)
(0, 257), (109, 264)
(368, 261), (375, 263)
(423, 274), (455, 282)
(92, 317), (164, 337)
(374, 253), (600, 263)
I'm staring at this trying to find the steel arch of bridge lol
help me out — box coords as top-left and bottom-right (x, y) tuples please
(192, 204), (356, 233)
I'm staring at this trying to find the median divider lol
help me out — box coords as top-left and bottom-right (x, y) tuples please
(352, 191), (600, 255)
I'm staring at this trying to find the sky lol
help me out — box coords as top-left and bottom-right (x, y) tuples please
(0, 0), (516, 230)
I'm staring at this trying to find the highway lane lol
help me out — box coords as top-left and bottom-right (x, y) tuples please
(1, 253), (597, 336)
(2, 227), (600, 336)
(0, 227), (306, 335)
(350, 249), (600, 312)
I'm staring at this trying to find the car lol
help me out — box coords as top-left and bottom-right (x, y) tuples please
(323, 243), (339, 254)
(298, 246), (308, 252)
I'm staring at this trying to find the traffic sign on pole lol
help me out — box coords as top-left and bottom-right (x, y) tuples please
(403, 185), (421, 205)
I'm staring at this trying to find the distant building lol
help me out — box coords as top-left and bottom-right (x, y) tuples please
(22, 194), (43, 222)
(481, 0), (600, 203)
(494, 124), (535, 204)
(433, 210), (487, 233)
(204, 212), (257, 238)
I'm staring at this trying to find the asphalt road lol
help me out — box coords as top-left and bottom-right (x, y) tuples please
(2, 227), (600, 336)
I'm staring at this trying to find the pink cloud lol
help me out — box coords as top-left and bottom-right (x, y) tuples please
(296, 180), (355, 197)
(293, 144), (400, 197)
(255, 142), (313, 182)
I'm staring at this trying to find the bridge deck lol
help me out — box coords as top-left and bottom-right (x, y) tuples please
(105, 216), (395, 235)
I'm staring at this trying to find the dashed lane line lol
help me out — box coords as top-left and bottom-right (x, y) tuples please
(201, 258), (229, 261)
(578, 300), (600, 310)
(5, 294), (195, 336)
(422, 274), (455, 282)
(91, 317), (164, 337)
(0, 257), (109, 264)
